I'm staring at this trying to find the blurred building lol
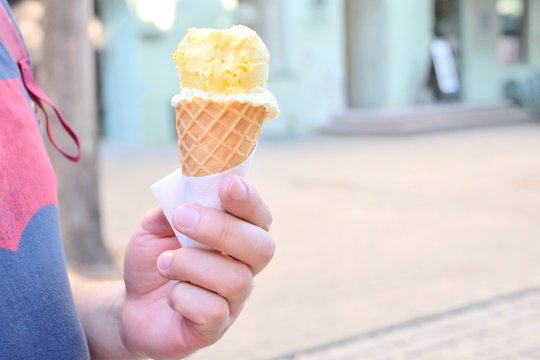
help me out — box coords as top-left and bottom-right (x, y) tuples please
(97, 0), (540, 145)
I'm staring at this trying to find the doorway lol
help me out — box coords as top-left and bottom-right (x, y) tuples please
(433, 0), (462, 100)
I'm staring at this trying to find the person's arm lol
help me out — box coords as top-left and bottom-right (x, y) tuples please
(69, 276), (131, 358)
(71, 175), (274, 359)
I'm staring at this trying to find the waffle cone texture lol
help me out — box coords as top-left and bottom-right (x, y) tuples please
(175, 97), (267, 176)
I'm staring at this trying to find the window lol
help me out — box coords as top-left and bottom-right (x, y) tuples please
(496, 0), (528, 64)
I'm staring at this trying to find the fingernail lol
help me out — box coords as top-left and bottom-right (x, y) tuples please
(174, 206), (200, 229)
(228, 177), (247, 201)
(157, 251), (173, 272)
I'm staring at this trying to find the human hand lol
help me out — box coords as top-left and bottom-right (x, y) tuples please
(119, 175), (274, 359)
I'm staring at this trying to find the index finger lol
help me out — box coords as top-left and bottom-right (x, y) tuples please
(173, 205), (274, 274)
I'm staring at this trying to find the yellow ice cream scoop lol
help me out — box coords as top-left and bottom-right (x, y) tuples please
(173, 25), (270, 94)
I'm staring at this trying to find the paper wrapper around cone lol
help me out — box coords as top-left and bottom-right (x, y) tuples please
(151, 97), (266, 248)
(151, 151), (256, 248)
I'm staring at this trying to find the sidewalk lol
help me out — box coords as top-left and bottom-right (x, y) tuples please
(282, 289), (540, 360)
(100, 123), (540, 359)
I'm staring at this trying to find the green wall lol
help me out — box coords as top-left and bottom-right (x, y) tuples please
(385, 0), (433, 108)
(346, 0), (433, 109)
(99, 0), (238, 145)
(99, 0), (540, 145)
(264, 0), (346, 136)
(98, 0), (143, 144)
(460, 0), (540, 104)
(99, 0), (346, 144)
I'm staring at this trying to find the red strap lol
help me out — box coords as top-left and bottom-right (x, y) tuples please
(0, 4), (81, 162)
(18, 59), (81, 162)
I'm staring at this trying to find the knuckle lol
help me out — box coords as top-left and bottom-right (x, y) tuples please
(204, 297), (228, 327)
(265, 212), (273, 230)
(167, 283), (183, 312)
(254, 200), (272, 231)
(211, 213), (230, 243)
(243, 180), (256, 201)
(228, 265), (253, 296)
(170, 249), (189, 277)
(197, 332), (221, 348)
(259, 232), (276, 264)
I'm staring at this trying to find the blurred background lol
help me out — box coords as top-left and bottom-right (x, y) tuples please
(8, 0), (540, 358)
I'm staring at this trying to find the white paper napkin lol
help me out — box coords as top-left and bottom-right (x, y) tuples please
(151, 149), (256, 248)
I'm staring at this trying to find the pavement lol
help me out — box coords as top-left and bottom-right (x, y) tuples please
(282, 289), (540, 360)
(100, 123), (540, 359)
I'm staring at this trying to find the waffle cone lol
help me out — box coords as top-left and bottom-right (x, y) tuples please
(175, 97), (267, 176)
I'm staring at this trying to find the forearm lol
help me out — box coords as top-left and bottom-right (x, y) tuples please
(69, 274), (135, 359)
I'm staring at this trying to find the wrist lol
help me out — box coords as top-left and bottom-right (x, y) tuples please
(102, 288), (140, 360)
(72, 278), (139, 359)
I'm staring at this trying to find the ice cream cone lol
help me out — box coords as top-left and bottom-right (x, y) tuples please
(176, 97), (267, 176)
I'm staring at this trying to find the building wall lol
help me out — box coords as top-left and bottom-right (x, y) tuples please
(99, 0), (230, 145)
(99, 0), (346, 144)
(99, 0), (540, 145)
(531, 1), (540, 65)
(346, 0), (387, 108)
(98, 0), (143, 145)
(384, 0), (433, 108)
(264, 0), (346, 136)
(347, 0), (539, 108)
(346, 0), (433, 109)
(460, 0), (540, 104)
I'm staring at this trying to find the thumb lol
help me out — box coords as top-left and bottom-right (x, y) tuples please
(124, 207), (179, 296)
